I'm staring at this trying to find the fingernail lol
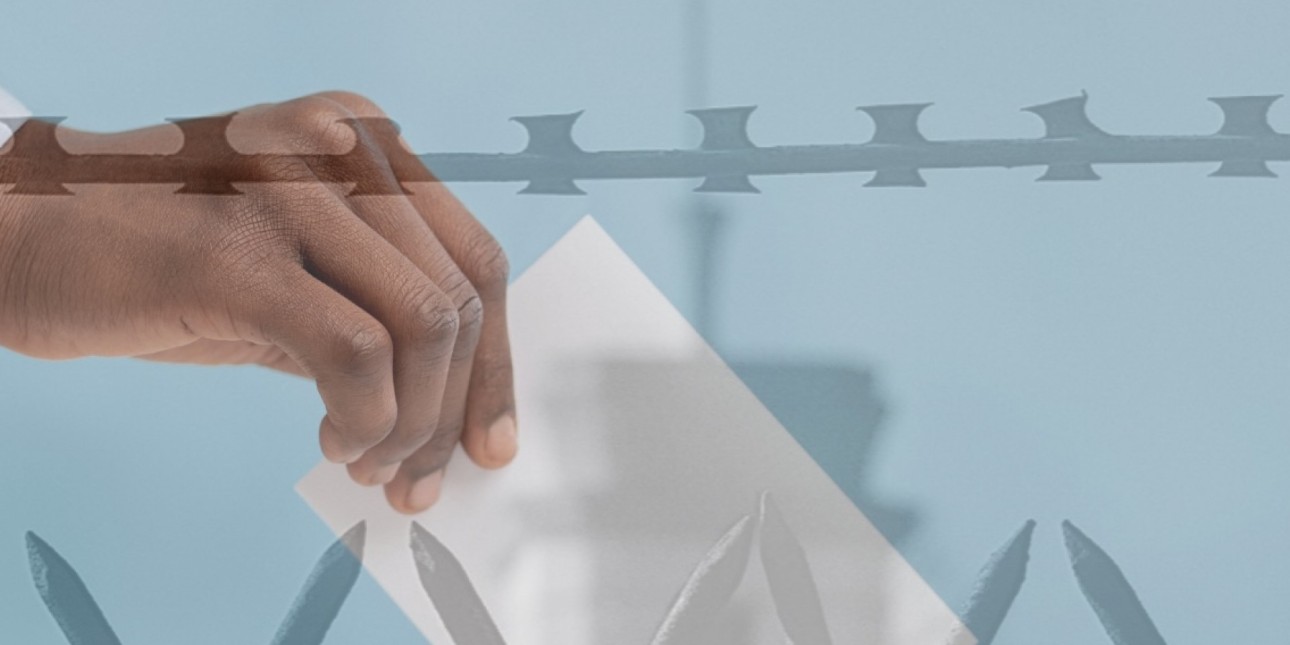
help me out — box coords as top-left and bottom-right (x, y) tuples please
(327, 446), (362, 465)
(485, 415), (518, 464)
(405, 470), (444, 511)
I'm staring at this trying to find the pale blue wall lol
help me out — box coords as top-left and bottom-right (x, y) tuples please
(2, 1), (1288, 642)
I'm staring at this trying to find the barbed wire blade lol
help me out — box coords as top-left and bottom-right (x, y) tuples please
(511, 112), (586, 156)
(695, 174), (760, 193)
(650, 513), (757, 645)
(1062, 521), (1167, 645)
(865, 168), (926, 187)
(688, 107), (760, 192)
(5, 117), (74, 195)
(688, 106), (758, 150)
(1023, 92), (1109, 139)
(858, 103), (932, 145)
(410, 521), (507, 645)
(1210, 95), (1281, 136)
(25, 531), (123, 645)
(518, 178), (586, 195)
(1206, 96), (1281, 178)
(1037, 164), (1101, 182)
(270, 521), (366, 645)
(758, 492), (834, 645)
(946, 520), (1035, 645)
(166, 114), (243, 195)
(1210, 159), (1277, 178)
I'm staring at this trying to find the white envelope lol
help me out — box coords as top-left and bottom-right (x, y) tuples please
(297, 216), (968, 644)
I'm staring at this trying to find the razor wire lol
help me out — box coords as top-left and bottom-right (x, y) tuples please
(26, 500), (1167, 645)
(1, 93), (1287, 196)
(15, 93), (1234, 642)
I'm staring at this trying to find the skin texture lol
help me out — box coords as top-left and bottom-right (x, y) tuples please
(0, 92), (517, 514)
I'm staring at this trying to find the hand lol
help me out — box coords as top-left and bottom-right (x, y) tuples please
(0, 92), (516, 513)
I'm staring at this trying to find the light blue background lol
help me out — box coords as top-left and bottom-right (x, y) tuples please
(2, 0), (1289, 642)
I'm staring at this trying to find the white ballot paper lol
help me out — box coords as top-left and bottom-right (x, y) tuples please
(297, 216), (969, 644)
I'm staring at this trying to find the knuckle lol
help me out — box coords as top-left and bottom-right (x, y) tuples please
(404, 285), (459, 347)
(276, 96), (355, 153)
(441, 271), (484, 334)
(457, 289), (484, 336)
(335, 321), (394, 378)
(453, 293), (484, 358)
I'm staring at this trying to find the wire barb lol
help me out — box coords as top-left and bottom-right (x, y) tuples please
(270, 522), (367, 645)
(6, 117), (74, 194)
(167, 114), (242, 194)
(1023, 93), (1106, 181)
(25, 531), (123, 645)
(511, 112), (587, 195)
(858, 103), (932, 187)
(1063, 520), (1168, 645)
(650, 513), (757, 645)
(947, 520), (1035, 645)
(411, 521), (508, 645)
(687, 106), (760, 193)
(1208, 95), (1282, 177)
(758, 492), (834, 645)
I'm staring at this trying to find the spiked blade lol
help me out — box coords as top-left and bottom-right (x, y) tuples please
(688, 106), (758, 192)
(410, 522), (507, 645)
(1211, 159), (1277, 178)
(1024, 93), (1109, 139)
(0, 116), (31, 143)
(26, 532), (123, 645)
(270, 522), (367, 645)
(518, 177), (586, 195)
(1038, 164), (1101, 182)
(947, 520), (1035, 645)
(866, 168), (926, 187)
(167, 114), (242, 194)
(859, 103), (932, 145)
(5, 117), (74, 195)
(512, 112), (586, 156)
(695, 174), (760, 193)
(650, 513), (757, 645)
(511, 112), (586, 195)
(1210, 95), (1281, 136)
(758, 492), (833, 645)
(1063, 521), (1167, 645)
(1206, 96), (1282, 178)
(12, 116), (70, 150)
(337, 117), (420, 195)
(688, 106), (757, 150)
(168, 113), (239, 157)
